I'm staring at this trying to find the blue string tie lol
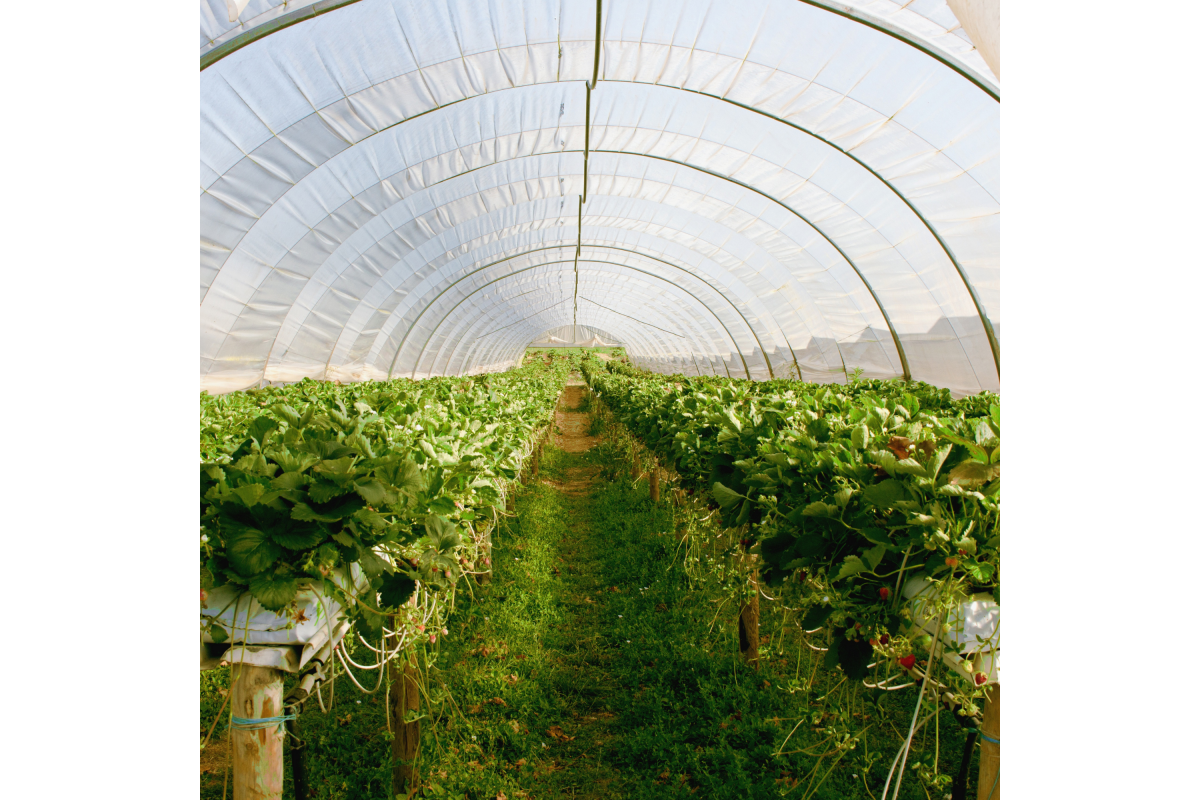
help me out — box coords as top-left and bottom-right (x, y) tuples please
(231, 713), (297, 734)
(979, 732), (999, 746)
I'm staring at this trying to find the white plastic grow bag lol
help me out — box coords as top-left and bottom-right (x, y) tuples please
(903, 576), (1000, 684)
(200, 565), (366, 672)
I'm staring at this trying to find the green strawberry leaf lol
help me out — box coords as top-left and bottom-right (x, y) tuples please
(863, 479), (907, 508)
(838, 639), (873, 679)
(379, 573), (416, 608)
(225, 526), (281, 576)
(802, 605), (834, 631)
(289, 502), (340, 523)
(863, 543), (888, 571)
(353, 478), (389, 506)
(231, 483), (266, 507)
(249, 570), (299, 612)
(833, 555), (867, 582)
(270, 525), (327, 551)
(711, 482), (746, 510)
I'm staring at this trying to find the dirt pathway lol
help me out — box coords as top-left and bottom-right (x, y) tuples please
(548, 378), (601, 497)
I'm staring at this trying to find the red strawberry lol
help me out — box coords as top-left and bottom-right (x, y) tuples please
(879, 587), (891, 600)
(797, 571), (808, 582)
(945, 557), (959, 568)
(879, 634), (890, 645)
(869, 639), (878, 647)
(974, 672), (988, 686)
(898, 654), (916, 670)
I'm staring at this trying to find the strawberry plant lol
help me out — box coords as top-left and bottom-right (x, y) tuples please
(581, 359), (998, 689)
(201, 359), (578, 641)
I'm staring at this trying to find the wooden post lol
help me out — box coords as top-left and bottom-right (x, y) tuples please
(738, 590), (760, 668)
(738, 554), (760, 669)
(389, 647), (421, 796)
(231, 665), (285, 800)
(649, 467), (660, 502)
(977, 683), (999, 800)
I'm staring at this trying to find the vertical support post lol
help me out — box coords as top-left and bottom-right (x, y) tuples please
(389, 647), (421, 796)
(649, 466), (660, 502)
(231, 665), (285, 800)
(286, 714), (308, 800)
(738, 552), (760, 669)
(977, 684), (999, 800)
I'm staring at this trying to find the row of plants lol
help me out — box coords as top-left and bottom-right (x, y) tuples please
(580, 357), (999, 718)
(200, 357), (578, 647)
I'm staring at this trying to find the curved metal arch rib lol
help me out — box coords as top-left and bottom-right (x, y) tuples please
(204, 79), (1000, 387)
(465, 299), (690, 379)
(460, 281), (726, 378)
(428, 272), (698, 378)
(260, 143), (893, 385)
(199, 0), (1000, 103)
(407, 265), (701, 378)
(379, 242), (760, 381)
(462, 298), (707, 380)
(456, 273), (731, 378)
(590, 149), (914, 382)
(602, 78), (1000, 380)
(243, 102), (950, 388)
(472, 305), (717, 380)
(214, 82), (992, 387)
(403, 258), (751, 379)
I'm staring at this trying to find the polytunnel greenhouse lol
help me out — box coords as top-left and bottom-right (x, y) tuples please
(199, 2), (1002, 799)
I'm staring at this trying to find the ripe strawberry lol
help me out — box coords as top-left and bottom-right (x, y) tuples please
(879, 634), (890, 645)
(797, 571), (808, 582)
(974, 672), (988, 686)
(869, 639), (878, 647)
(416, 624), (426, 632)
(879, 587), (891, 600)
(945, 557), (959, 568)
(898, 654), (916, 670)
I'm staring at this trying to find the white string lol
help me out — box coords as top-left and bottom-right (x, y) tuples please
(881, 611), (947, 800)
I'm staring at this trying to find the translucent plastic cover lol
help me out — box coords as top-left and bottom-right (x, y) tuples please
(201, 0), (999, 395)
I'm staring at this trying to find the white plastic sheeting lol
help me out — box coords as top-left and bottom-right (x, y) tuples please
(201, 0), (999, 396)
